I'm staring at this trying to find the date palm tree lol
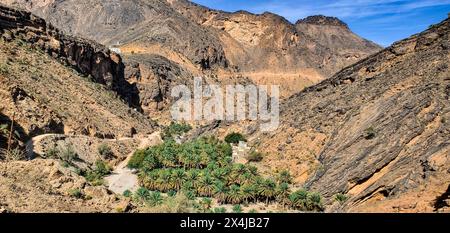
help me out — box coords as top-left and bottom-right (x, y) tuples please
(171, 169), (186, 190)
(240, 183), (257, 204)
(213, 181), (228, 204)
(231, 164), (247, 184)
(227, 184), (243, 204)
(276, 170), (292, 184)
(159, 170), (173, 191)
(198, 174), (215, 197)
(259, 179), (277, 205)
(141, 171), (159, 190)
(289, 189), (308, 209)
(276, 182), (291, 208)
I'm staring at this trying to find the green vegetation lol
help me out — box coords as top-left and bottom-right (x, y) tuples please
(245, 150), (264, 162)
(289, 189), (323, 211)
(131, 136), (324, 212)
(98, 143), (114, 159)
(1, 147), (25, 161)
(132, 188), (200, 212)
(83, 160), (112, 186)
(224, 132), (247, 144)
(162, 122), (192, 140)
(0, 63), (8, 75)
(364, 127), (376, 140)
(213, 207), (227, 213)
(123, 190), (132, 198)
(59, 144), (79, 164)
(232, 205), (243, 213)
(69, 188), (84, 199)
(335, 193), (348, 204)
(128, 149), (146, 169)
(200, 198), (213, 212)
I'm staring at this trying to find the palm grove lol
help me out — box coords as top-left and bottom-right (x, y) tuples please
(127, 123), (324, 212)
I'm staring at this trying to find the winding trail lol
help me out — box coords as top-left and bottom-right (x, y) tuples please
(25, 132), (163, 194)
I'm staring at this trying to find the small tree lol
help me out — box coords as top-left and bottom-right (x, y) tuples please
(232, 205), (243, 213)
(98, 143), (113, 159)
(225, 132), (247, 144)
(245, 150), (264, 162)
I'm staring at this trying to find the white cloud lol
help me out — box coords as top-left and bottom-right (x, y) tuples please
(247, 0), (450, 21)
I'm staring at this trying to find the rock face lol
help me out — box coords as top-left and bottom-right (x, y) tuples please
(4, 0), (382, 108)
(0, 5), (124, 90)
(0, 5), (156, 141)
(167, 0), (381, 79)
(256, 17), (450, 212)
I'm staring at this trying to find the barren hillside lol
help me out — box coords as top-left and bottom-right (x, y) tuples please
(253, 16), (450, 213)
(4, 0), (381, 105)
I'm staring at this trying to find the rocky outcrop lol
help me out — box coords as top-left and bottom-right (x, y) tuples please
(0, 5), (156, 140)
(255, 17), (450, 212)
(124, 54), (194, 116)
(0, 5), (124, 90)
(296, 15), (349, 28)
(4, 0), (382, 104)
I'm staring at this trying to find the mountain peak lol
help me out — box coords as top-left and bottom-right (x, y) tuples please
(296, 15), (348, 28)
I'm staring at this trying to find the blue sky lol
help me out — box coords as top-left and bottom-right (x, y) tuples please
(191, 0), (450, 47)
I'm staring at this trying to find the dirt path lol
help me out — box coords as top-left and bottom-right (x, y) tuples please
(25, 132), (163, 194)
(105, 132), (162, 194)
(25, 133), (136, 158)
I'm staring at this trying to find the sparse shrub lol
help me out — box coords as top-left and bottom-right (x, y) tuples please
(45, 146), (59, 159)
(276, 170), (292, 184)
(144, 193), (197, 213)
(128, 149), (146, 169)
(0, 63), (8, 75)
(214, 207), (227, 213)
(185, 191), (196, 200)
(335, 193), (348, 204)
(225, 132), (247, 144)
(94, 159), (111, 176)
(232, 205), (243, 213)
(1, 147), (25, 161)
(83, 160), (111, 186)
(123, 190), (132, 198)
(98, 143), (114, 159)
(168, 190), (177, 197)
(69, 189), (84, 199)
(306, 192), (323, 211)
(364, 127), (376, 140)
(245, 150), (264, 162)
(200, 198), (212, 212)
(59, 144), (78, 163)
(248, 209), (258, 213)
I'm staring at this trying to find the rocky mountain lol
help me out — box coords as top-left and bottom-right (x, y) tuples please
(4, 0), (381, 109)
(253, 16), (450, 213)
(0, 5), (156, 142)
(0, 5), (160, 213)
